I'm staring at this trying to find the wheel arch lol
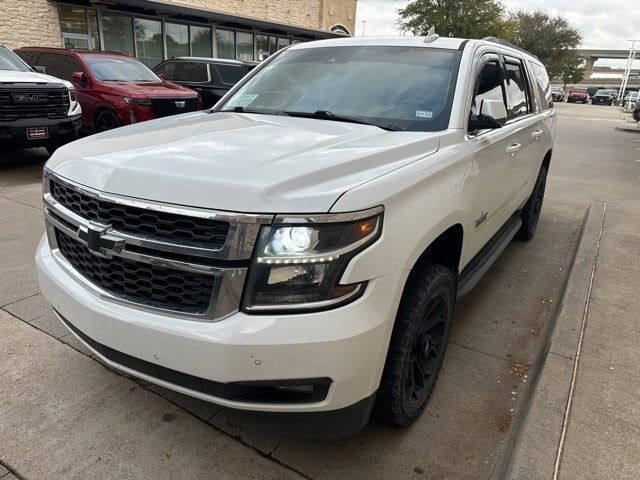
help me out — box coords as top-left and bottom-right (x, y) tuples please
(542, 149), (552, 170)
(410, 223), (464, 276)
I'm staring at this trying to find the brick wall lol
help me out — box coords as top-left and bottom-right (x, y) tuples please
(0, 0), (61, 50)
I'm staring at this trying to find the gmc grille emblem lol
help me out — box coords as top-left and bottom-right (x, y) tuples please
(78, 222), (125, 259)
(175, 101), (186, 108)
(12, 94), (48, 103)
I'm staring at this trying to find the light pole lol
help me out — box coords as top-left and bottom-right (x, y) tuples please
(619, 39), (639, 100)
(361, 20), (367, 37)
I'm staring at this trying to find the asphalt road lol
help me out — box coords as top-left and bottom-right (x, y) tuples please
(0, 102), (633, 479)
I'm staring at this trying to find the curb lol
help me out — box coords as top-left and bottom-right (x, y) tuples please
(500, 201), (606, 479)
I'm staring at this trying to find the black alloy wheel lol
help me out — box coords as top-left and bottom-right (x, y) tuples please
(96, 110), (121, 132)
(402, 294), (448, 414)
(374, 262), (456, 427)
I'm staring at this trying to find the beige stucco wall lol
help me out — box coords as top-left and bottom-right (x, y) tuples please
(0, 0), (61, 50)
(163, 0), (323, 31)
(321, 0), (357, 35)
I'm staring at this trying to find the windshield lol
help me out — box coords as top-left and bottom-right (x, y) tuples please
(219, 46), (461, 132)
(551, 87), (563, 92)
(572, 88), (587, 93)
(596, 90), (613, 95)
(86, 57), (160, 82)
(0, 45), (31, 72)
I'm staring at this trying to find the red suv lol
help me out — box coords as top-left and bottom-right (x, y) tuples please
(15, 48), (198, 131)
(567, 87), (588, 104)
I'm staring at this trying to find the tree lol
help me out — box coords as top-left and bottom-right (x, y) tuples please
(508, 10), (582, 79)
(398, 0), (514, 39)
(560, 57), (585, 88)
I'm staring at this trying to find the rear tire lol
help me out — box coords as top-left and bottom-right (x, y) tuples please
(374, 262), (456, 427)
(96, 110), (121, 132)
(516, 165), (547, 241)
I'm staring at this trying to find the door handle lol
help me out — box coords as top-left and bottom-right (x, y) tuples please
(531, 130), (544, 140)
(506, 143), (521, 155)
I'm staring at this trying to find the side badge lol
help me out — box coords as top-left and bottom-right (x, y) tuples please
(475, 211), (488, 227)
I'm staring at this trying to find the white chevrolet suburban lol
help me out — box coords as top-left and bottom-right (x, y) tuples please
(36, 35), (555, 437)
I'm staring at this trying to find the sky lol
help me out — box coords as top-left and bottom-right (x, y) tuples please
(355, 0), (639, 60)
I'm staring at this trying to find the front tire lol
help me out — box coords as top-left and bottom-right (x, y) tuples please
(374, 262), (456, 427)
(96, 109), (121, 132)
(516, 165), (547, 241)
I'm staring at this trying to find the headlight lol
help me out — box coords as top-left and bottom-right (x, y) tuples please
(68, 88), (77, 103)
(242, 207), (383, 312)
(124, 97), (153, 106)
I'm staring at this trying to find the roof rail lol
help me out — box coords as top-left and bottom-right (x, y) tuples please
(482, 36), (538, 60)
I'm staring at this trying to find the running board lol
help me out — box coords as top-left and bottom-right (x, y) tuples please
(457, 215), (522, 297)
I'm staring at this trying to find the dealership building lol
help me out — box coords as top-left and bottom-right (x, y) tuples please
(0, 0), (356, 66)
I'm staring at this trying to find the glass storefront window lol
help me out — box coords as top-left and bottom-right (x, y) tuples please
(101, 12), (135, 56)
(190, 25), (212, 57)
(166, 22), (189, 58)
(58, 5), (87, 34)
(216, 29), (235, 59)
(87, 10), (100, 50)
(236, 31), (254, 61)
(269, 35), (278, 55)
(256, 34), (270, 61)
(278, 37), (291, 50)
(135, 18), (163, 67)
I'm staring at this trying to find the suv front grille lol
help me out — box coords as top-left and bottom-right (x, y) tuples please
(50, 179), (229, 249)
(55, 229), (216, 314)
(151, 98), (198, 118)
(0, 87), (70, 121)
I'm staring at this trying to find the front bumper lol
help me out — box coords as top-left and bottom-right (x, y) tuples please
(0, 114), (81, 147)
(36, 236), (405, 434)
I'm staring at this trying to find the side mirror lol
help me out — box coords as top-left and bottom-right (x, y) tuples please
(469, 99), (507, 131)
(33, 66), (46, 74)
(72, 71), (89, 88)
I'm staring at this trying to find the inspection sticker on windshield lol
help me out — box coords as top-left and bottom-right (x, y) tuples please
(227, 93), (258, 107)
(415, 110), (433, 119)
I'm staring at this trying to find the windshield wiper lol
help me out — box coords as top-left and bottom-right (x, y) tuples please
(282, 110), (403, 131)
(218, 106), (281, 115)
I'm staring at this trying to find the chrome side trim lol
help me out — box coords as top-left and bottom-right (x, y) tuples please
(273, 205), (384, 224)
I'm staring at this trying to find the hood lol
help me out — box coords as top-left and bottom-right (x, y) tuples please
(104, 81), (197, 98)
(0, 69), (71, 88)
(47, 112), (441, 213)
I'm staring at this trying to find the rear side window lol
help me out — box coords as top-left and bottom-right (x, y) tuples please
(38, 53), (64, 78)
(157, 61), (208, 82)
(16, 50), (38, 66)
(215, 64), (245, 85)
(529, 61), (552, 111)
(61, 56), (83, 81)
(503, 59), (530, 119)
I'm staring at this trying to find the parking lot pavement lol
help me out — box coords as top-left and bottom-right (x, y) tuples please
(0, 103), (636, 479)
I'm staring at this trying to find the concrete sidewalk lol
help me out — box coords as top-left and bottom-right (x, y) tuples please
(506, 112), (640, 477)
(0, 309), (303, 480)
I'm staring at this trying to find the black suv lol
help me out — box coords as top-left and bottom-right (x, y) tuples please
(591, 89), (617, 105)
(154, 57), (257, 109)
(0, 44), (80, 154)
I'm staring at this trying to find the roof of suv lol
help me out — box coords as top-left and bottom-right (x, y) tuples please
(16, 47), (131, 58)
(289, 35), (542, 64)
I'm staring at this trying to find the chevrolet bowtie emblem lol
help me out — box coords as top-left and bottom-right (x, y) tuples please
(78, 222), (125, 258)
